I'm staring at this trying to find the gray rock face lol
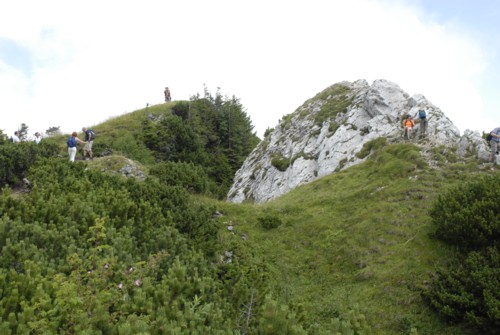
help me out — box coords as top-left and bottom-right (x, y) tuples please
(228, 79), (490, 204)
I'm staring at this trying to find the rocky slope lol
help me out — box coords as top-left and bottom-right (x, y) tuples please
(228, 79), (492, 203)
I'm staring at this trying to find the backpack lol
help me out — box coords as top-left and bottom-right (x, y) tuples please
(418, 110), (426, 119)
(67, 136), (77, 148)
(486, 134), (493, 142)
(86, 129), (96, 141)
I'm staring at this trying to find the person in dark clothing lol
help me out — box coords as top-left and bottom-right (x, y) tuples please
(164, 87), (171, 102)
(416, 108), (428, 138)
(82, 127), (95, 160)
(489, 126), (500, 165)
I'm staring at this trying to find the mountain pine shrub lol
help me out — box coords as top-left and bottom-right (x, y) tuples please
(150, 161), (215, 195)
(0, 159), (239, 333)
(426, 173), (500, 334)
(0, 141), (58, 187)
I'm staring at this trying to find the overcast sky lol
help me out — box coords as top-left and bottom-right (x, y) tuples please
(1, 0), (498, 139)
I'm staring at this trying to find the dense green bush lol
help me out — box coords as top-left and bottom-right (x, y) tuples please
(0, 141), (59, 188)
(425, 174), (500, 334)
(149, 161), (216, 195)
(141, 92), (259, 198)
(0, 158), (303, 333)
(0, 159), (227, 333)
(430, 174), (500, 251)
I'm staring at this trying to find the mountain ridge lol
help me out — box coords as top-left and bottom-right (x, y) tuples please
(228, 79), (492, 203)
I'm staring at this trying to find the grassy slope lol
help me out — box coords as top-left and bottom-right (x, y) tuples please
(212, 143), (495, 334)
(42, 102), (173, 163)
(40, 104), (495, 333)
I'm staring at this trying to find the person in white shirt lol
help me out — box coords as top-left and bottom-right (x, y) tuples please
(33, 132), (42, 144)
(12, 131), (20, 143)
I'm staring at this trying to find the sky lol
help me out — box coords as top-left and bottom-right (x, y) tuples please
(1, 0), (499, 140)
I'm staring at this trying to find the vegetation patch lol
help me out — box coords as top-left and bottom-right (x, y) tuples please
(328, 122), (340, 137)
(430, 145), (458, 164)
(258, 214), (283, 230)
(315, 83), (352, 101)
(355, 137), (388, 159)
(251, 163), (263, 180)
(314, 95), (354, 127)
(425, 173), (500, 334)
(360, 126), (370, 136)
(291, 151), (316, 165)
(335, 157), (348, 172)
(263, 127), (274, 138)
(280, 114), (294, 132)
(271, 153), (290, 172)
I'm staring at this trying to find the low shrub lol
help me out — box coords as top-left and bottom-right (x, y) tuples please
(258, 214), (283, 230)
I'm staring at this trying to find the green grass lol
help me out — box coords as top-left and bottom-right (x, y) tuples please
(210, 143), (492, 334)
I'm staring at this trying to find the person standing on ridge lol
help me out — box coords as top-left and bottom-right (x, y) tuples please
(82, 127), (95, 160)
(402, 114), (415, 140)
(489, 126), (500, 165)
(12, 131), (20, 143)
(67, 131), (86, 162)
(33, 132), (42, 144)
(416, 108), (428, 138)
(164, 87), (171, 102)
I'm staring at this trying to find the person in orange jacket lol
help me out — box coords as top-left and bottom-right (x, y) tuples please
(402, 115), (415, 140)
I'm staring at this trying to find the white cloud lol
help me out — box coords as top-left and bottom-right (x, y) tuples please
(0, 0), (493, 138)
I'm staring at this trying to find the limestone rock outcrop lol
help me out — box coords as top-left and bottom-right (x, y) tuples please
(228, 79), (490, 204)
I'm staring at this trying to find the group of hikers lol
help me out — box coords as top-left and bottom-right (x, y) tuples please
(9, 127), (95, 163)
(67, 127), (95, 162)
(11, 131), (42, 144)
(402, 108), (428, 140)
(402, 107), (499, 166)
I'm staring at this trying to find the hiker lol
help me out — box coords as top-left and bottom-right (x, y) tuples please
(33, 132), (42, 144)
(489, 126), (500, 165)
(12, 131), (20, 143)
(416, 108), (427, 138)
(402, 115), (415, 140)
(82, 127), (95, 160)
(67, 131), (86, 162)
(164, 87), (171, 102)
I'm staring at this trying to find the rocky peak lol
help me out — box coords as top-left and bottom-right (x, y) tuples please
(227, 79), (491, 204)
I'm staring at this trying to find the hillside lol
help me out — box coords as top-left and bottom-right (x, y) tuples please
(0, 84), (498, 334)
(214, 141), (497, 334)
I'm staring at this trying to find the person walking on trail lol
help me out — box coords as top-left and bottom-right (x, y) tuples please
(489, 126), (500, 165)
(82, 127), (95, 160)
(402, 115), (415, 140)
(67, 131), (86, 162)
(164, 87), (171, 102)
(416, 108), (428, 138)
